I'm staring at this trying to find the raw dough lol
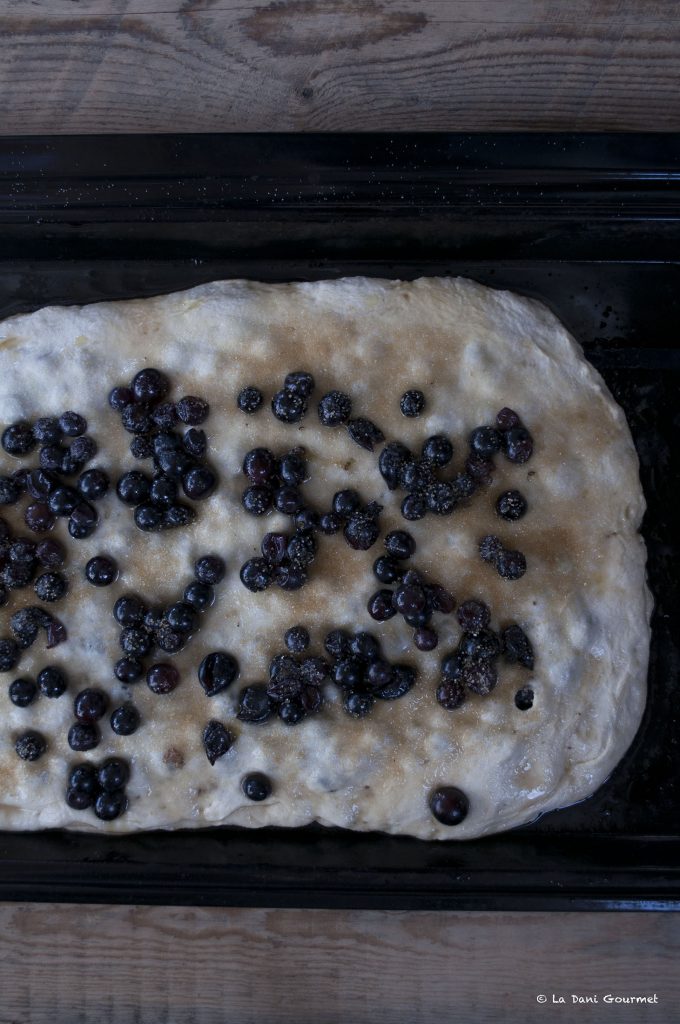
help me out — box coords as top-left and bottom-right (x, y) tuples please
(0, 276), (651, 838)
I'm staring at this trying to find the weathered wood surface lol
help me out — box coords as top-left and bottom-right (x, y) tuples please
(0, 905), (678, 1024)
(1, 1), (679, 133)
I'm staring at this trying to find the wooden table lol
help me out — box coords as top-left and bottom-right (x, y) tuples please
(1, 0), (680, 133)
(0, 906), (678, 1023)
(1, 2), (679, 1022)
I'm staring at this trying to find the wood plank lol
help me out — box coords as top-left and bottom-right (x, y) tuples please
(0, 905), (678, 1024)
(4, 1), (680, 22)
(0, 1), (679, 133)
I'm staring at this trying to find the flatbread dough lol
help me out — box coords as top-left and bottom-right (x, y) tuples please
(0, 276), (651, 838)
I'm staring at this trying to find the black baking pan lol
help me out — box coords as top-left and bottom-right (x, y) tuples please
(0, 134), (678, 910)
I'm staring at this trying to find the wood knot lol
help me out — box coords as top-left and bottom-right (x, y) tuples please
(241, 0), (427, 57)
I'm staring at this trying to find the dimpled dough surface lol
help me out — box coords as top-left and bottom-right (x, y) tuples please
(0, 276), (651, 839)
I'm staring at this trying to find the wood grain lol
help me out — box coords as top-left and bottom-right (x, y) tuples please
(0, 0), (679, 133)
(0, 905), (678, 1024)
